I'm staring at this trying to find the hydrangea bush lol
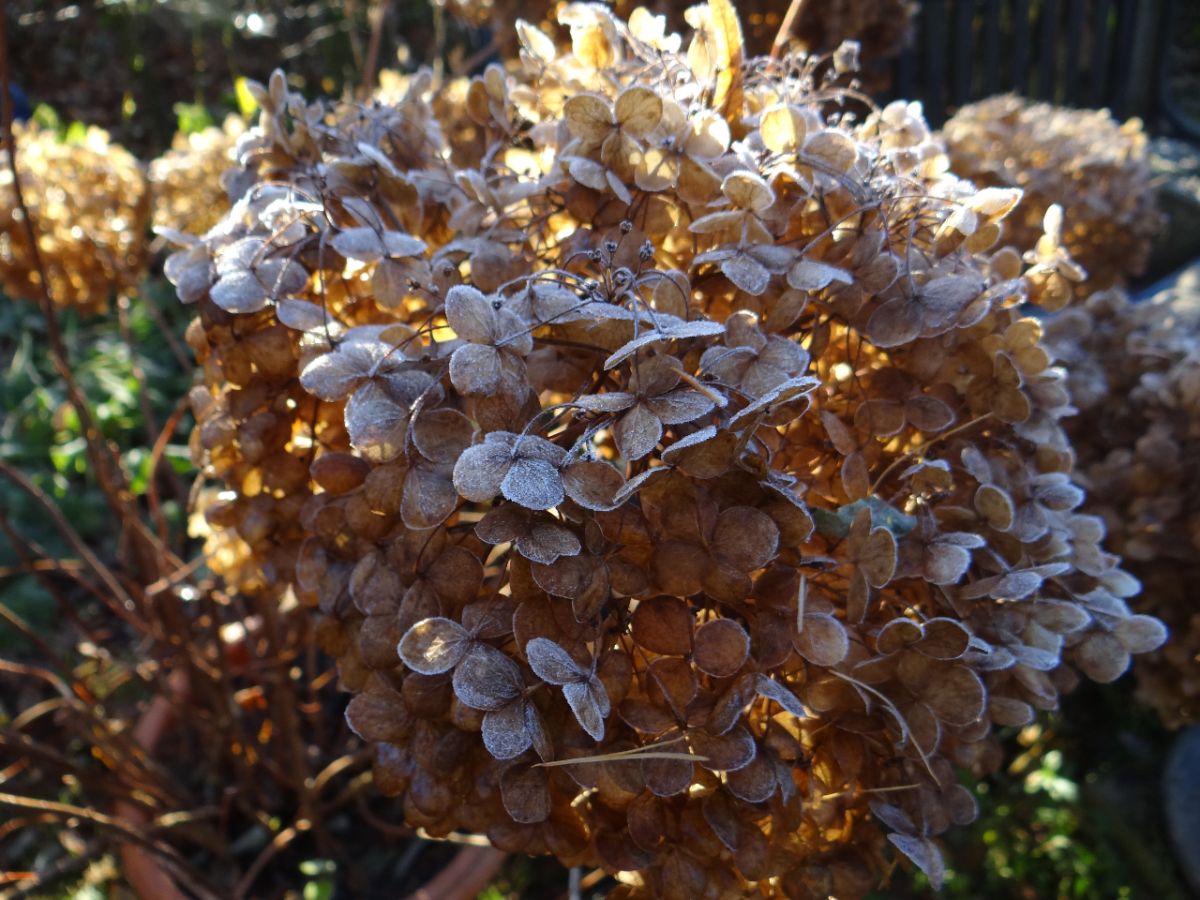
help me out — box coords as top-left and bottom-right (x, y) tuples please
(149, 115), (247, 238)
(0, 122), (149, 313)
(942, 95), (1162, 308)
(167, 5), (1167, 895)
(1046, 287), (1200, 728)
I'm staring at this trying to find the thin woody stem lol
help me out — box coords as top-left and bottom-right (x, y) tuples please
(771, 0), (807, 59)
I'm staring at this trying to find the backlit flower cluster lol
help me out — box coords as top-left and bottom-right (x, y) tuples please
(942, 95), (1162, 308)
(1045, 286), (1200, 728)
(0, 122), (149, 314)
(450, 0), (916, 62)
(149, 115), (247, 238)
(169, 7), (1166, 896)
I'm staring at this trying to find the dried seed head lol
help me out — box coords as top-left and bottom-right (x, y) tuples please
(173, 13), (1167, 897)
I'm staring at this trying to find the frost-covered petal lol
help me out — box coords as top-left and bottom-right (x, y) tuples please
(647, 388), (716, 425)
(563, 679), (607, 741)
(500, 456), (564, 510)
(300, 349), (369, 401)
(210, 270), (268, 314)
(450, 342), (502, 395)
(331, 226), (385, 262)
(398, 617), (471, 674)
(453, 441), (514, 502)
(526, 637), (584, 685)
(482, 702), (533, 760)
(345, 381), (409, 462)
(452, 643), (524, 710)
(614, 403), (663, 461)
(445, 284), (498, 343)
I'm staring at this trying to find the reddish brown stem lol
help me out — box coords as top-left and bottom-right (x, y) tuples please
(771, 0), (807, 59)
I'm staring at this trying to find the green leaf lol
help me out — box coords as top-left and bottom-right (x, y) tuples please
(812, 496), (917, 540)
(64, 121), (88, 145)
(31, 102), (61, 132)
(173, 101), (214, 135)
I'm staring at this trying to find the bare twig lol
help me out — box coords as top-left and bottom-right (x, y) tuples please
(771, 0), (807, 59)
(0, 459), (139, 617)
(0, 792), (222, 900)
(232, 823), (302, 900)
(362, 0), (393, 96)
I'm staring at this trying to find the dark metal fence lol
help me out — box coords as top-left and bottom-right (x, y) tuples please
(883, 0), (1195, 137)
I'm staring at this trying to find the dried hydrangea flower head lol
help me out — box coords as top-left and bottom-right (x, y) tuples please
(1044, 286), (1199, 727)
(449, 0), (916, 64)
(942, 95), (1162, 308)
(1, 121), (149, 313)
(149, 115), (247, 237)
(168, 8), (1166, 897)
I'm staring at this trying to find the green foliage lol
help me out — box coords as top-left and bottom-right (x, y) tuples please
(31, 102), (62, 133)
(875, 686), (1189, 900)
(300, 858), (336, 900)
(0, 287), (193, 653)
(173, 100), (215, 135)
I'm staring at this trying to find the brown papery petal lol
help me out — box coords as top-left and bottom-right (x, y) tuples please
(795, 614), (849, 667)
(627, 791), (667, 851)
(561, 459), (625, 511)
(693, 618), (751, 678)
(920, 664), (986, 726)
(647, 657), (699, 718)
(916, 618), (971, 660)
(712, 506), (779, 572)
(631, 596), (694, 656)
(725, 750), (775, 803)
(501, 765), (551, 824)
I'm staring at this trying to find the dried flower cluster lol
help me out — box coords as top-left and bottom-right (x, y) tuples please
(450, 0), (916, 61)
(942, 95), (1162, 307)
(169, 5), (1166, 895)
(1044, 286), (1200, 728)
(0, 122), (149, 314)
(149, 115), (247, 238)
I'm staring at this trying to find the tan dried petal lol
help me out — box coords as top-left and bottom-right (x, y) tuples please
(721, 171), (775, 214)
(804, 130), (858, 173)
(614, 87), (663, 137)
(564, 93), (613, 142)
(760, 104), (808, 154)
